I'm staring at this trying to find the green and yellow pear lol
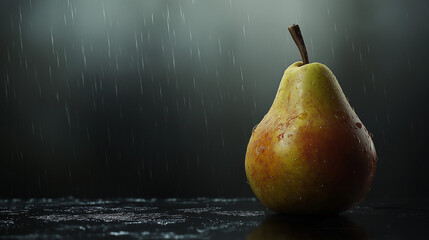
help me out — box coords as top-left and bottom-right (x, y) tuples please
(245, 24), (376, 214)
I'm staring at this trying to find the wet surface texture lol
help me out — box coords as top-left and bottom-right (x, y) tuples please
(0, 198), (428, 239)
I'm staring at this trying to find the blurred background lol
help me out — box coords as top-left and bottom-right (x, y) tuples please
(0, 0), (428, 199)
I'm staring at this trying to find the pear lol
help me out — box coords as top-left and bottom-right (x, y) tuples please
(245, 24), (376, 214)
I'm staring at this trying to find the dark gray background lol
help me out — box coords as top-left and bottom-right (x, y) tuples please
(1, 0), (428, 199)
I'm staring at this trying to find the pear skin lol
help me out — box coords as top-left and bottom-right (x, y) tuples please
(245, 61), (376, 214)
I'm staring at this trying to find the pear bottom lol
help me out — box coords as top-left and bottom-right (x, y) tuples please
(245, 115), (376, 214)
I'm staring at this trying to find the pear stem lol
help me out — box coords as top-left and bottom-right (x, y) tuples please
(288, 24), (309, 65)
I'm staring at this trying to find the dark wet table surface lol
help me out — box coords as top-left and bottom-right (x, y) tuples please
(0, 197), (428, 239)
